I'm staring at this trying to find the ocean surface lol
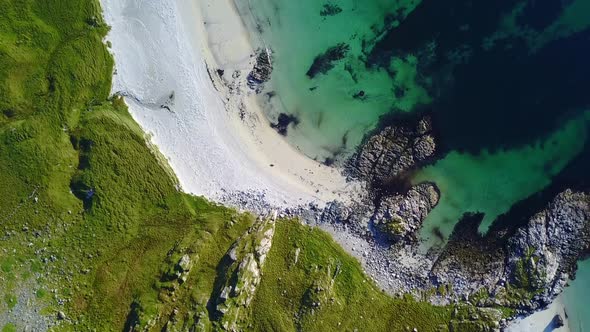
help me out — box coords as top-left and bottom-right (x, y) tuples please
(237, 0), (590, 326)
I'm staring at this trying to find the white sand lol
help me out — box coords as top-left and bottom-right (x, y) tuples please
(99, 3), (577, 330)
(506, 296), (570, 332)
(100, 0), (359, 209)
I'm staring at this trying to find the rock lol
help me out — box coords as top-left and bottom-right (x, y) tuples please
(177, 254), (191, 272)
(348, 116), (435, 186)
(270, 113), (299, 136)
(372, 183), (440, 243)
(505, 190), (590, 302)
(57, 311), (66, 320)
(551, 314), (565, 328)
(215, 214), (277, 330)
(247, 48), (273, 93)
(429, 190), (590, 313)
(294, 247), (301, 265)
(320, 4), (342, 17)
(320, 201), (351, 223)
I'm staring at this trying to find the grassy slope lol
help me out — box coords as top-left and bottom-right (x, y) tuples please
(0, 0), (490, 331)
(251, 221), (451, 332)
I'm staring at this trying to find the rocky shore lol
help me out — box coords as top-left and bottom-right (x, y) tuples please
(325, 117), (589, 328)
(219, 91), (588, 329)
(202, 45), (590, 330)
(347, 116), (436, 187)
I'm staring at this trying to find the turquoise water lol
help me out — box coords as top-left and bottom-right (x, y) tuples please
(239, 0), (590, 326)
(239, 0), (426, 161)
(240, 0), (590, 237)
(414, 111), (590, 247)
(564, 260), (590, 332)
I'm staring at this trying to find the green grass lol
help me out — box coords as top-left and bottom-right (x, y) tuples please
(0, 0), (499, 331)
(1, 323), (16, 332)
(250, 220), (452, 332)
(35, 288), (46, 299)
(3, 293), (16, 309)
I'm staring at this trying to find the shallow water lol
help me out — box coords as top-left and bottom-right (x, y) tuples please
(239, 0), (425, 161)
(241, 0), (590, 232)
(414, 111), (589, 247)
(239, 0), (590, 326)
(564, 260), (590, 332)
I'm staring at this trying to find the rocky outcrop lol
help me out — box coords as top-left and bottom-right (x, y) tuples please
(449, 306), (502, 332)
(348, 116), (435, 186)
(247, 48), (273, 93)
(430, 190), (590, 313)
(372, 182), (440, 243)
(320, 201), (352, 224)
(504, 190), (590, 303)
(213, 213), (277, 331)
(316, 183), (589, 325)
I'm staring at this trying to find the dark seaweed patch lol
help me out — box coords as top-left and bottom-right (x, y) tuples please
(271, 113), (299, 136)
(306, 43), (350, 79)
(320, 4), (342, 17)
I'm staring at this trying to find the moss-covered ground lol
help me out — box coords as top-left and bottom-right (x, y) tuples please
(0, 0), (498, 331)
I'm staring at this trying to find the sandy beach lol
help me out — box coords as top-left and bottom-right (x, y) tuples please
(506, 296), (570, 332)
(99, 1), (575, 331)
(100, 0), (358, 211)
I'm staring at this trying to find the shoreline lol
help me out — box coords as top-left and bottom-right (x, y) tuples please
(99, 0), (582, 331)
(505, 295), (570, 332)
(100, 0), (359, 212)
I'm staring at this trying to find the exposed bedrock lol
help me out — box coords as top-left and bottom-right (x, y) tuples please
(372, 182), (440, 244)
(318, 180), (589, 321)
(430, 190), (590, 311)
(247, 48), (273, 93)
(212, 214), (276, 331)
(348, 116), (436, 187)
(505, 190), (590, 302)
(321, 115), (441, 244)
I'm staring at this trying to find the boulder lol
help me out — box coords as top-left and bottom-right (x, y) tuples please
(372, 183), (440, 243)
(247, 49), (273, 93)
(349, 116), (435, 186)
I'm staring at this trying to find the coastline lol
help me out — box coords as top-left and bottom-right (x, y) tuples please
(100, 0), (359, 212)
(98, 0), (583, 331)
(505, 295), (570, 332)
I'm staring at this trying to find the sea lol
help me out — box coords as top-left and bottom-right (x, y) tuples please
(236, 0), (590, 329)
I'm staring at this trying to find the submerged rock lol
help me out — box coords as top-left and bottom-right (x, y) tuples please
(270, 113), (299, 136)
(306, 43), (350, 79)
(320, 4), (343, 17)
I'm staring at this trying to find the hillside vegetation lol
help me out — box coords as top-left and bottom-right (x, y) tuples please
(0, 0), (494, 331)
